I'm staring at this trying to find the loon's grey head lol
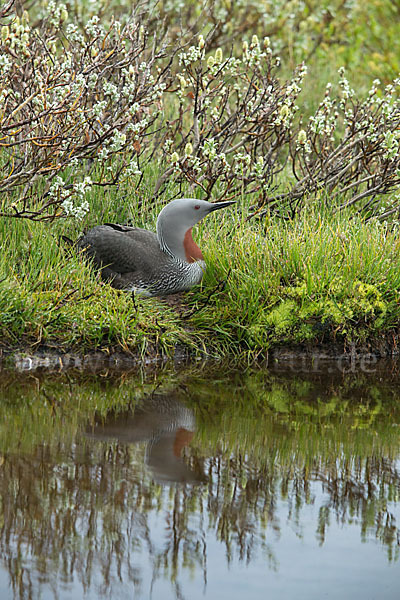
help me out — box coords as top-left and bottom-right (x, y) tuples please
(156, 198), (235, 262)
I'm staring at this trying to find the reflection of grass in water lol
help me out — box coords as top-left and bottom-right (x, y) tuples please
(0, 366), (399, 599)
(1, 366), (400, 472)
(187, 370), (400, 462)
(2, 366), (398, 458)
(0, 371), (158, 455)
(183, 370), (400, 563)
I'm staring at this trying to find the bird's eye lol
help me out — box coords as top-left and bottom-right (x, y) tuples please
(194, 205), (200, 210)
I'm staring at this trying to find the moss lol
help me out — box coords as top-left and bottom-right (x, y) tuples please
(257, 276), (390, 346)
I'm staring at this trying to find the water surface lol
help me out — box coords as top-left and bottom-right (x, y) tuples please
(0, 361), (399, 599)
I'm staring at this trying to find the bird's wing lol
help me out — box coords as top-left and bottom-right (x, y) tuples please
(78, 225), (164, 274)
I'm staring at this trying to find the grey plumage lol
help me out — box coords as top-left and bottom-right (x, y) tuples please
(77, 198), (234, 297)
(78, 223), (202, 295)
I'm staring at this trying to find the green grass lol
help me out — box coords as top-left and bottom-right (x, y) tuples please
(1, 178), (400, 359)
(190, 198), (400, 355)
(0, 189), (192, 356)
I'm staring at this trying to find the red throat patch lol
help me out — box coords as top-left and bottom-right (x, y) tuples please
(183, 227), (204, 262)
(173, 428), (195, 457)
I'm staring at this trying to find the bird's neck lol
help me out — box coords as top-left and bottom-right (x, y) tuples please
(183, 228), (204, 263)
(158, 223), (204, 263)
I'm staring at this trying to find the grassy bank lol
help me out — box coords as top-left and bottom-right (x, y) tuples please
(2, 183), (400, 360)
(1, 2), (400, 361)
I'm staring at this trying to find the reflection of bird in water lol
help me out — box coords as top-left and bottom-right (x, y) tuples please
(86, 394), (205, 485)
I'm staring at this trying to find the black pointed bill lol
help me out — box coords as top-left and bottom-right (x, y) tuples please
(208, 201), (236, 212)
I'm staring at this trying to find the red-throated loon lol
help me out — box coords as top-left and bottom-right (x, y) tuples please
(78, 198), (234, 296)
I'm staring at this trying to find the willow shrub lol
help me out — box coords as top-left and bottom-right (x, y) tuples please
(0, 1), (399, 221)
